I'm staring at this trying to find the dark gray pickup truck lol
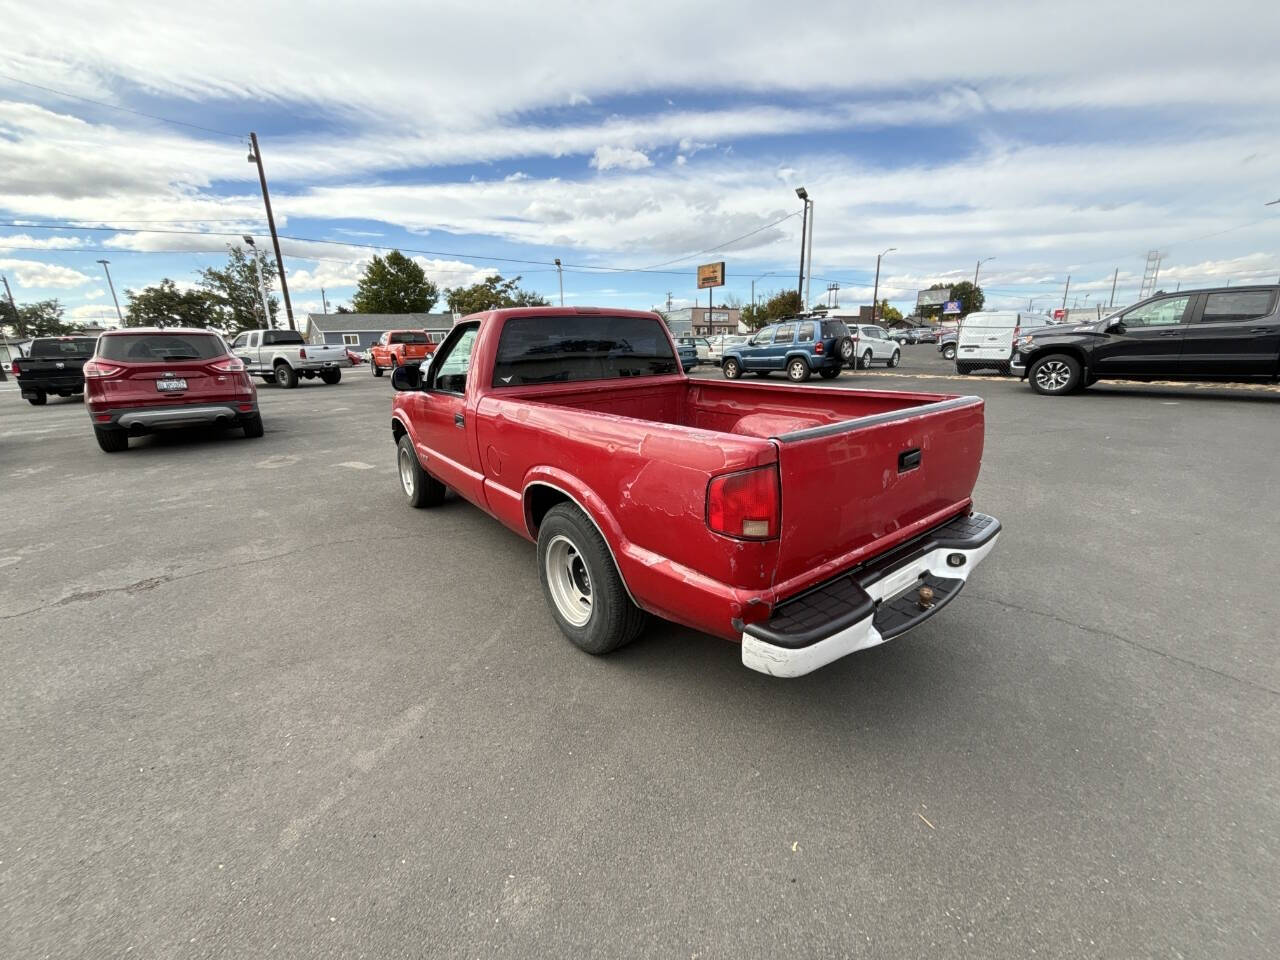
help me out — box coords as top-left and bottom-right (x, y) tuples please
(12, 336), (98, 405)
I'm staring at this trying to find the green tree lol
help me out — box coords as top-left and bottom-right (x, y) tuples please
(877, 299), (903, 324)
(1, 298), (70, 337)
(198, 245), (277, 333)
(740, 289), (802, 330)
(351, 250), (439, 313)
(124, 278), (226, 329)
(923, 280), (984, 320)
(445, 275), (548, 315)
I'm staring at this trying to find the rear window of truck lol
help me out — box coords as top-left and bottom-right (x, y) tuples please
(492, 315), (678, 386)
(29, 337), (98, 358)
(98, 334), (226, 362)
(390, 331), (430, 344)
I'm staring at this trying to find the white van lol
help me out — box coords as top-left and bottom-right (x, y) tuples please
(954, 311), (1028, 374)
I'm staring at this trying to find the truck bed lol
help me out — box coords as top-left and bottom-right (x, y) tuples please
(475, 375), (985, 634)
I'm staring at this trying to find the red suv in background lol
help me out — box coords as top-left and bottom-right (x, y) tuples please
(84, 329), (263, 453)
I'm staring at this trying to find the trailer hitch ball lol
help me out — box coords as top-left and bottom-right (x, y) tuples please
(916, 585), (935, 610)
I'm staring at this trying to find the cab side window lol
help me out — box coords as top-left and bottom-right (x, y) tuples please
(230, 333), (247, 350)
(426, 323), (480, 394)
(1124, 295), (1191, 327)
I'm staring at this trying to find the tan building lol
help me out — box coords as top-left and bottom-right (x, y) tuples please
(665, 306), (742, 336)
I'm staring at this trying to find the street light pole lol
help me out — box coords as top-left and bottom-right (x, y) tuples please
(871, 247), (896, 324)
(243, 236), (273, 330)
(248, 132), (295, 330)
(555, 258), (564, 306)
(795, 187), (809, 307)
(805, 201), (814, 311)
(320, 287), (329, 314)
(96, 259), (124, 323)
(974, 256), (995, 287)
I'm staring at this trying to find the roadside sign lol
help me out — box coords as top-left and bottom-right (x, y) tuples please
(917, 288), (951, 308)
(942, 300), (962, 314)
(697, 262), (726, 289)
(1052, 308), (1066, 320)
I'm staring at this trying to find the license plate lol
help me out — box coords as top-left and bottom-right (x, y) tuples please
(156, 378), (187, 391)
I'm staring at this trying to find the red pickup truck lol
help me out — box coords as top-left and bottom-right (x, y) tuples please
(370, 329), (436, 377)
(389, 307), (999, 677)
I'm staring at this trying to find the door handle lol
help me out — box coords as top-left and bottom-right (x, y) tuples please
(1158, 331), (1180, 337)
(453, 412), (464, 429)
(1249, 327), (1269, 333)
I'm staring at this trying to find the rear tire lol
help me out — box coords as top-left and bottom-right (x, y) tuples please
(94, 427), (128, 452)
(818, 367), (840, 380)
(888, 350), (901, 368)
(241, 413), (264, 438)
(397, 434), (445, 508)
(27, 390), (47, 406)
(275, 363), (298, 389)
(1028, 354), (1082, 396)
(537, 503), (646, 655)
(787, 358), (811, 382)
(722, 358), (741, 380)
(319, 368), (342, 385)
(859, 350), (873, 369)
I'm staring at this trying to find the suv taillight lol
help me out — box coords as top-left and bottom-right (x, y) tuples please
(82, 359), (124, 378)
(298, 347), (307, 359)
(9, 359), (19, 376)
(210, 356), (245, 372)
(814, 340), (824, 354)
(707, 465), (780, 540)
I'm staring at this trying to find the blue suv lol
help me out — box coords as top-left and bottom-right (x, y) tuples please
(720, 317), (853, 382)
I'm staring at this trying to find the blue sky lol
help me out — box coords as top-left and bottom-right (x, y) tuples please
(1, 0), (1278, 328)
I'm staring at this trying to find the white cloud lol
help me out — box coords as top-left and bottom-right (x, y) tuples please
(590, 146), (652, 171)
(0, 257), (92, 288)
(0, 233), (90, 250)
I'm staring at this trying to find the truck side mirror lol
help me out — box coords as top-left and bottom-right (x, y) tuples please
(391, 364), (420, 391)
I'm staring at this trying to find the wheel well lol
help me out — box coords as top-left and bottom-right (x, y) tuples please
(1027, 346), (1088, 373)
(525, 483), (571, 535)
(786, 352), (810, 366)
(273, 358), (290, 368)
(391, 418), (407, 443)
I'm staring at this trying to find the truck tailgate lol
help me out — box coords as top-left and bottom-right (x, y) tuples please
(771, 396), (986, 594)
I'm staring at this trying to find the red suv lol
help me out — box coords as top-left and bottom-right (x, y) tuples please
(84, 328), (263, 453)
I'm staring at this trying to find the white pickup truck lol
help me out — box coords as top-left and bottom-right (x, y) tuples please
(229, 329), (350, 388)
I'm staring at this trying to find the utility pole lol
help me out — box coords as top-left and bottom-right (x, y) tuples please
(1109, 268), (1118, 307)
(2, 273), (21, 335)
(96, 259), (124, 323)
(0, 274), (16, 381)
(320, 287), (329, 314)
(248, 132), (295, 330)
(1061, 275), (1071, 313)
(871, 247), (895, 324)
(555, 258), (564, 306)
(665, 291), (673, 313)
(243, 236), (273, 330)
(804, 202), (815, 311)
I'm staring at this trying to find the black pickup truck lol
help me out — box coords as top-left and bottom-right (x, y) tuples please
(1014, 285), (1280, 395)
(12, 336), (99, 405)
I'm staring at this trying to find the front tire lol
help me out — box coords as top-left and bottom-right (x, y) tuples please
(888, 350), (901, 368)
(275, 363), (298, 389)
(942, 344), (957, 361)
(94, 427), (128, 452)
(722, 358), (741, 380)
(371, 359), (383, 377)
(537, 503), (646, 655)
(397, 434), (445, 508)
(787, 358), (811, 382)
(319, 368), (342, 385)
(1028, 354), (1082, 395)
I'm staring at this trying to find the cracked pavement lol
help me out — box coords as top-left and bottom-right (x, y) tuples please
(2, 353), (1277, 959)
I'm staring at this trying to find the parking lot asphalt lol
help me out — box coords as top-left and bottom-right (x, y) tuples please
(3, 351), (1278, 959)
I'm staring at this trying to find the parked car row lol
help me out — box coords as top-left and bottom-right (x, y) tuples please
(719, 318), (901, 382)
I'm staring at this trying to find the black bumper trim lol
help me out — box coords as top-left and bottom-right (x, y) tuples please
(744, 512), (1000, 649)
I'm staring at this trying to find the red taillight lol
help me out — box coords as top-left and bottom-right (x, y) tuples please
(707, 465), (780, 540)
(83, 359), (124, 378)
(298, 347), (307, 359)
(1011, 324), (1020, 349)
(10, 359), (19, 375)
(210, 356), (245, 373)
(814, 340), (824, 354)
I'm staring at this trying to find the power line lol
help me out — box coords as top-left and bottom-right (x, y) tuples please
(640, 211), (802, 269)
(0, 72), (246, 140)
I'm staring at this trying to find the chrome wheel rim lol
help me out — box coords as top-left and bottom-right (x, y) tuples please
(276, 368), (288, 384)
(1035, 360), (1071, 392)
(725, 360), (738, 378)
(545, 534), (592, 626)
(840, 341), (853, 360)
(398, 446), (415, 497)
(789, 361), (805, 381)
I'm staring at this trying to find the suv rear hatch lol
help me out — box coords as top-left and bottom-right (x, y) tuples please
(94, 333), (245, 408)
(768, 396), (986, 596)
